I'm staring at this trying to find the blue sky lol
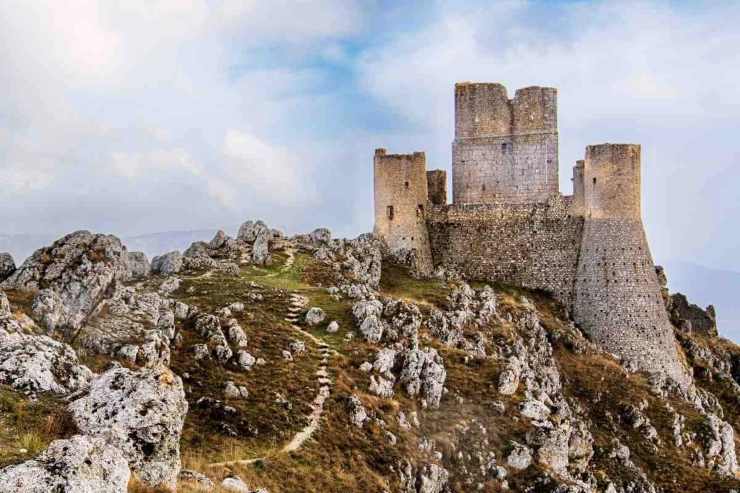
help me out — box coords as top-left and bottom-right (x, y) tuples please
(0, 0), (738, 277)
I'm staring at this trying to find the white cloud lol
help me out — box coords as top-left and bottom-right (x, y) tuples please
(221, 129), (315, 207)
(111, 148), (203, 179)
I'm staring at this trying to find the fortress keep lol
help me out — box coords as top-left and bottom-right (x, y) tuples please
(373, 82), (690, 386)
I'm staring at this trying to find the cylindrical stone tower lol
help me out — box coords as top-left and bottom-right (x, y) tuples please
(574, 144), (690, 388)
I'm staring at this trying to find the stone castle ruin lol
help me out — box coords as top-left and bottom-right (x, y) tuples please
(373, 82), (689, 387)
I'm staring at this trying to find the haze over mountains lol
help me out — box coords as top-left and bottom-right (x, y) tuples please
(2, 231), (738, 343)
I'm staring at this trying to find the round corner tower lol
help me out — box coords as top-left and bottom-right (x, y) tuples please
(574, 144), (690, 388)
(452, 83), (558, 205)
(373, 149), (433, 275)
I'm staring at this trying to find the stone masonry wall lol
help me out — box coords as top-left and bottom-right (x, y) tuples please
(573, 218), (690, 387)
(574, 144), (690, 387)
(452, 83), (558, 205)
(373, 149), (433, 275)
(426, 170), (447, 206)
(427, 195), (583, 307)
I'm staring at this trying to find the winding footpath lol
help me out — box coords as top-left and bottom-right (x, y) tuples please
(209, 286), (335, 468)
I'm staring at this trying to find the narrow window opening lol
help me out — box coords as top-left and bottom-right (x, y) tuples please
(593, 177), (597, 185)
(404, 181), (409, 189)
(387, 205), (394, 220)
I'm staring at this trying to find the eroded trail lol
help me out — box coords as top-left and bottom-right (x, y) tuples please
(209, 289), (334, 468)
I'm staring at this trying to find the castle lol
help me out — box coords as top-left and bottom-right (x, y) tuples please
(373, 82), (689, 387)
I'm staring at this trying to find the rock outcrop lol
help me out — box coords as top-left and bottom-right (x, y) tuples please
(0, 253), (15, 282)
(1, 231), (129, 332)
(0, 331), (94, 394)
(0, 435), (130, 493)
(69, 365), (188, 490)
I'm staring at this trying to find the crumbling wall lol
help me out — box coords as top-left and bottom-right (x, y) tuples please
(427, 195), (583, 306)
(426, 170), (447, 206)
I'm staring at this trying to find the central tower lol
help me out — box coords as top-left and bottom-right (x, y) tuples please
(452, 83), (558, 205)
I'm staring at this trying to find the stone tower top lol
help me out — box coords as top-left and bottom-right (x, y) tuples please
(454, 82), (557, 140)
(583, 144), (641, 220)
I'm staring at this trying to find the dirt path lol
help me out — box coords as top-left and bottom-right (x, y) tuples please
(208, 288), (334, 468)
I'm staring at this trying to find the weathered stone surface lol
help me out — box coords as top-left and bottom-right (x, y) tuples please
(151, 251), (183, 276)
(2, 231), (129, 332)
(179, 469), (215, 491)
(126, 251), (150, 279)
(668, 292), (717, 336)
(0, 435), (130, 493)
(0, 331), (93, 394)
(309, 228), (331, 245)
(69, 365), (188, 490)
(0, 253), (15, 282)
(305, 307), (326, 326)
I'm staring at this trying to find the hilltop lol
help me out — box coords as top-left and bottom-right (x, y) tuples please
(0, 222), (738, 492)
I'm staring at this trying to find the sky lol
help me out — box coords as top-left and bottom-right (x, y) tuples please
(1, 0), (739, 276)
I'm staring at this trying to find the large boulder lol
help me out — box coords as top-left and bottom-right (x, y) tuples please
(309, 228), (331, 245)
(237, 220), (268, 243)
(0, 331), (94, 394)
(1, 231), (129, 332)
(0, 253), (15, 282)
(252, 226), (271, 266)
(126, 251), (150, 279)
(151, 251), (183, 276)
(0, 435), (130, 493)
(69, 365), (188, 490)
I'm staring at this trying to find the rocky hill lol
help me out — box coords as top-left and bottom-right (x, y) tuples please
(0, 222), (738, 492)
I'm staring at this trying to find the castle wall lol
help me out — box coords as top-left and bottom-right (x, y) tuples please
(574, 144), (690, 387)
(452, 84), (558, 205)
(427, 195), (583, 306)
(426, 170), (447, 206)
(373, 149), (433, 275)
(571, 160), (585, 217)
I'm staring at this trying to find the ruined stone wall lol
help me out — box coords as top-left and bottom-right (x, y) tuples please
(452, 83), (558, 205)
(373, 149), (433, 275)
(427, 195), (583, 306)
(571, 160), (585, 217)
(426, 170), (447, 206)
(574, 144), (690, 387)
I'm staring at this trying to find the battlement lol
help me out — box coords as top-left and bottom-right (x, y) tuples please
(454, 83), (557, 140)
(583, 143), (641, 220)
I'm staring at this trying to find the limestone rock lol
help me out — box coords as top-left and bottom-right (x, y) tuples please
(151, 251), (183, 276)
(310, 228), (331, 245)
(237, 220), (267, 243)
(0, 253), (15, 282)
(209, 230), (227, 249)
(69, 365), (188, 490)
(0, 435), (130, 493)
(31, 288), (64, 332)
(179, 469), (215, 491)
(416, 463), (449, 493)
(327, 320), (339, 333)
(305, 307), (326, 326)
(126, 251), (150, 279)
(252, 225), (272, 266)
(348, 394), (368, 428)
(2, 231), (129, 332)
(506, 442), (533, 470)
(0, 331), (93, 394)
